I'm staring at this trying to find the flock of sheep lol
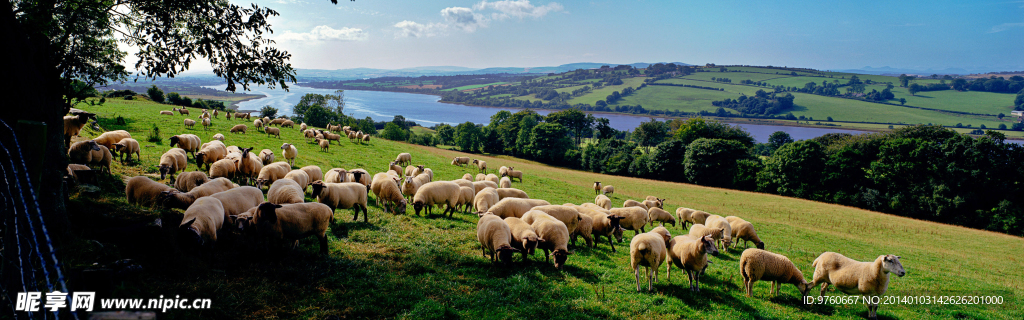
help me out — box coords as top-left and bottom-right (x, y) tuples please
(63, 105), (906, 320)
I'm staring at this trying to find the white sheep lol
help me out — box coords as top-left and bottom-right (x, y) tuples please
(811, 252), (906, 320)
(158, 148), (188, 181)
(571, 213), (594, 248)
(324, 168), (347, 183)
(475, 173), (486, 181)
(178, 197), (225, 251)
(347, 169), (371, 190)
(92, 130), (131, 150)
(256, 161), (291, 189)
(254, 119), (264, 131)
(316, 138), (329, 152)
(169, 134), (201, 157)
(159, 110), (174, 116)
(610, 207), (648, 236)
(503, 168), (523, 183)
(461, 173), (473, 181)
(159, 177), (236, 209)
(252, 202), (334, 254)
(525, 205), (582, 236)
(602, 185), (615, 195)
(212, 133), (225, 141)
(573, 205), (625, 252)
(258, 149), (275, 165)
(68, 140), (111, 173)
(311, 181), (370, 222)
(456, 186), (475, 214)
(230, 124), (247, 134)
(62, 113), (92, 144)
(666, 235), (719, 292)
(451, 156), (470, 166)
(647, 207), (677, 227)
(300, 122), (307, 131)
(504, 216), (540, 261)
(236, 148), (263, 186)
(473, 181), (499, 194)
(499, 166), (510, 177)
(372, 176), (407, 214)
(195, 140), (227, 170)
(412, 181), (461, 217)
(209, 186), (265, 221)
(472, 159), (487, 173)
(173, 171), (209, 192)
(704, 215), (733, 249)
(473, 187), (500, 213)
(484, 197), (550, 219)
(405, 165), (423, 177)
(265, 126), (281, 138)
(499, 176), (511, 188)
(740, 249), (811, 298)
(728, 217), (765, 249)
(202, 117), (211, 130)
(450, 178), (474, 191)
(495, 187), (528, 200)
(284, 169), (310, 191)
(184, 118), (196, 129)
(623, 199), (649, 211)
(476, 214), (519, 266)
(642, 198), (665, 209)
(485, 173), (499, 185)
(267, 178), (305, 204)
(209, 158), (238, 180)
(530, 212), (572, 269)
(593, 181), (602, 195)
(688, 224), (725, 247)
(125, 176), (174, 207)
(630, 227), (672, 292)
(676, 208), (695, 229)
(689, 210), (711, 225)
(301, 166), (323, 185)
(281, 143), (297, 166)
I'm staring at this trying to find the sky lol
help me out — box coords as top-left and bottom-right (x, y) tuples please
(174, 0), (1024, 72)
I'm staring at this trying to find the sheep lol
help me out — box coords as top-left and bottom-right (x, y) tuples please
(177, 107), (190, 116)
(472, 181), (498, 194)
(312, 138), (329, 152)
(209, 186), (264, 221)
(284, 169), (310, 191)
(209, 158), (238, 180)
(256, 162), (291, 189)
(347, 169), (371, 190)
(224, 145), (241, 158)
(213, 109), (219, 119)
(676, 208), (695, 229)
(177, 197), (225, 251)
(630, 227), (672, 292)
(475, 173), (486, 181)
(593, 181), (602, 195)
(158, 148), (188, 181)
(269, 118), (287, 126)
(476, 214), (519, 266)
(201, 110), (210, 119)
(259, 149), (274, 165)
(474, 187), (500, 213)
(263, 116), (270, 124)
(184, 118), (196, 129)
(236, 148), (263, 186)
(405, 165), (423, 177)
(704, 215), (733, 249)
(472, 159), (487, 173)
(688, 224), (725, 248)
(740, 249), (811, 299)
(642, 198), (665, 209)
(485, 173), (499, 185)
(504, 217), (540, 261)
(530, 212), (572, 269)
(229, 124), (247, 134)
(324, 132), (342, 145)
(159, 177), (236, 209)
(195, 140), (227, 170)
(254, 119), (263, 131)
(811, 253), (906, 320)
(456, 186), (475, 213)
(64, 164), (92, 185)
(202, 117), (211, 130)
(689, 210), (712, 225)
(347, 130), (359, 142)
(666, 235), (719, 292)
(372, 175), (406, 214)
(174, 171), (209, 192)
(648, 207), (677, 227)
(495, 187), (528, 200)
(526, 205), (583, 236)
(728, 217), (765, 249)
(211, 133), (225, 142)
(125, 176), (174, 207)
(93, 130), (131, 150)
(267, 178), (305, 204)
(483, 197), (550, 219)
(572, 205), (625, 252)
(361, 134), (371, 143)
(602, 185), (615, 195)
(623, 199), (649, 211)
(265, 126), (281, 138)
(276, 143), (297, 167)
(169, 134), (201, 157)
(252, 202), (334, 254)
(499, 176), (511, 188)
(323, 168), (348, 183)
(63, 112), (94, 143)
(451, 156), (470, 166)
(504, 168), (523, 183)
(462, 173), (473, 181)
(108, 138), (140, 163)
(411, 181), (462, 217)
(498, 166), (510, 177)
(422, 168), (434, 182)
(595, 194), (612, 210)
(311, 181), (369, 222)
(160, 110), (174, 116)
(300, 166), (323, 184)
(300, 123), (307, 131)
(610, 207), (649, 236)
(571, 213), (594, 248)
(281, 120), (295, 128)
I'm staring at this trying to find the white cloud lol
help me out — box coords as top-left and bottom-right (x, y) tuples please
(277, 25), (369, 42)
(988, 22), (1024, 33)
(474, 0), (564, 20)
(394, 20), (445, 38)
(442, 7), (487, 32)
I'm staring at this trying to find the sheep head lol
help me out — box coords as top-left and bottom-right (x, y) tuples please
(550, 249), (572, 269)
(169, 136), (180, 148)
(85, 140), (101, 151)
(310, 180), (326, 198)
(796, 280), (812, 298)
(351, 171), (364, 182)
(393, 199), (407, 215)
(177, 218), (204, 249)
(496, 245), (520, 266)
(882, 255), (906, 277)
(159, 165), (173, 180)
(755, 241), (765, 250)
(253, 202), (285, 238)
(158, 190), (191, 209)
(413, 200), (426, 215)
(701, 235), (719, 256)
(241, 147), (253, 157)
(523, 236), (539, 255)
(256, 178), (269, 189)
(613, 226), (625, 243)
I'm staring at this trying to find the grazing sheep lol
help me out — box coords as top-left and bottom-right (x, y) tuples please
(111, 138), (140, 163)
(740, 249), (811, 298)
(495, 187), (528, 200)
(573, 205), (625, 252)
(477, 214), (519, 266)
(267, 178), (304, 204)
(473, 187), (500, 213)
(236, 148), (263, 186)
(475, 173), (486, 181)
(300, 166), (323, 184)
(602, 185), (615, 195)
(571, 213), (594, 248)
(405, 165), (423, 177)
(728, 217), (765, 249)
(177, 107), (190, 116)
(472, 159), (487, 173)
(213, 110), (219, 119)
(361, 134), (371, 143)
(451, 157), (470, 166)
(256, 161), (291, 189)
(347, 169), (371, 190)
(252, 202), (334, 254)
(311, 181), (370, 222)
(461, 173), (473, 181)
(284, 169), (310, 192)
(811, 253), (906, 320)
(704, 215), (733, 249)
(209, 158), (238, 180)
(689, 210), (712, 225)
(643, 198), (665, 209)
(254, 119), (263, 131)
(526, 205), (583, 236)
(195, 140), (227, 170)
(209, 186), (265, 220)
(504, 168), (523, 183)
(388, 162), (404, 177)
(593, 181), (602, 195)
(177, 197), (225, 251)
(485, 173), (499, 185)
(499, 176), (511, 188)
(300, 123), (307, 131)
(610, 207), (649, 236)
(630, 227), (672, 292)
(456, 186), (475, 213)
(281, 143), (297, 166)
(676, 208), (695, 229)
(174, 171), (210, 192)
(411, 181), (462, 217)
(347, 131), (359, 142)
(212, 133), (225, 141)
(530, 213), (572, 269)
(269, 118), (287, 126)
(158, 148), (188, 181)
(473, 181), (499, 194)
(324, 132), (342, 144)
(265, 127), (281, 138)
(311, 138), (328, 152)
(125, 176), (174, 207)
(230, 124), (247, 134)
(498, 166), (510, 177)
(623, 199), (649, 211)
(648, 207), (677, 227)
(303, 129), (316, 142)
(160, 110), (174, 115)
(93, 130), (131, 150)
(184, 118), (196, 129)
(281, 120), (294, 128)
(595, 194), (612, 210)
(259, 149), (274, 165)
(169, 134), (201, 157)
(374, 175), (407, 214)
(666, 235), (719, 292)
(159, 177), (236, 209)
(688, 224), (725, 248)
(201, 110), (210, 119)
(484, 197), (551, 219)
(504, 217), (540, 261)
(323, 168), (348, 183)
(202, 117), (211, 130)
(422, 168), (434, 182)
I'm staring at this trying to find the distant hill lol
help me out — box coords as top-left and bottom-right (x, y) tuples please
(835, 65), (1001, 76)
(293, 62), (692, 81)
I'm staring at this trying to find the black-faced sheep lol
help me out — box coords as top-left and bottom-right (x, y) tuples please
(530, 212), (572, 269)
(740, 249), (811, 298)
(158, 148), (188, 181)
(252, 202), (334, 254)
(503, 168), (523, 182)
(610, 207), (649, 236)
(504, 216), (540, 261)
(477, 214), (519, 266)
(704, 215), (733, 249)
(811, 252), (906, 320)
(593, 181), (602, 195)
(311, 181), (369, 222)
(169, 134), (201, 157)
(178, 197), (225, 252)
(236, 149), (263, 186)
(572, 205), (625, 252)
(472, 159), (487, 173)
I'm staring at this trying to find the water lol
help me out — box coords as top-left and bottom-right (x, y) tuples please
(215, 84), (1022, 144)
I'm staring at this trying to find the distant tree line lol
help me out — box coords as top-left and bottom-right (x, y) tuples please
(710, 90), (795, 115)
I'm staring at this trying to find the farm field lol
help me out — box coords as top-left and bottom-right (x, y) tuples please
(565, 77), (647, 105)
(683, 71), (790, 83)
(64, 98), (1024, 319)
(656, 79), (765, 95)
(610, 85), (740, 113)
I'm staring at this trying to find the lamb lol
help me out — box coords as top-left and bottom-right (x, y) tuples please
(475, 173), (486, 181)
(810, 253), (906, 320)
(160, 110), (174, 115)
(284, 169), (310, 191)
(202, 117), (211, 130)
(704, 215), (733, 249)
(230, 124), (247, 134)
(252, 202), (334, 254)
(648, 207), (677, 227)
(504, 217), (540, 261)
(412, 181), (462, 217)
(740, 249), (811, 298)
(236, 148), (263, 186)
(572, 205), (625, 252)
(212, 133), (225, 141)
(499, 176), (511, 188)
(473, 187), (500, 213)
(254, 119), (263, 131)
(602, 185), (615, 195)
(209, 158), (238, 180)
(630, 227), (672, 292)
(610, 207), (649, 236)
(256, 161), (291, 189)
(642, 198), (665, 209)
(728, 217), (765, 249)
(158, 148), (188, 180)
(623, 199), (649, 211)
(267, 178), (305, 204)
(472, 159), (487, 173)
(209, 186), (265, 221)
(93, 130), (131, 150)
(595, 194), (612, 210)
(389, 162), (404, 177)
(525, 205), (583, 236)
(529, 212), (572, 269)
(184, 118), (196, 129)
(300, 165), (323, 184)
(482, 197), (549, 219)
(373, 176), (407, 214)
(281, 143), (297, 166)
(323, 168), (348, 183)
(593, 181), (602, 195)
(485, 173), (499, 185)
(666, 235), (719, 292)
(503, 168), (523, 183)
(195, 140), (227, 170)
(495, 187), (528, 200)
(688, 224), (725, 246)
(476, 214), (519, 266)
(125, 176), (174, 207)
(259, 149), (275, 165)
(177, 197), (225, 251)
(451, 156), (470, 166)
(169, 134), (201, 157)
(311, 181), (370, 222)
(265, 126), (281, 138)
(281, 120), (295, 128)
(473, 181), (499, 194)
(159, 177), (236, 209)
(174, 171), (209, 192)
(456, 186), (475, 214)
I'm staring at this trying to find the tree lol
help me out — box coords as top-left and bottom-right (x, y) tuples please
(435, 123), (455, 145)
(455, 122), (483, 152)
(684, 138), (748, 187)
(646, 140), (687, 182)
(147, 85), (165, 103)
(1016, 91), (1024, 110)
(672, 118), (755, 147)
(951, 78), (968, 91)
(757, 140), (826, 199)
(380, 123), (410, 141)
(595, 117), (616, 140)
(908, 83), (922, 96)
(260, 105), (279, 119)
(302, 105), (334, 128)
(899, 98), (906, 105)
(633, 119), (668, 152)
(167, 92), (183, 105)
(768, 131), (794, 150)
(546, 108), (594, 145)
(526, 123), (573, 163)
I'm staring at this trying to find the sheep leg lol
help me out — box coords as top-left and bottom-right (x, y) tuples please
(819, 282), (829, 296)
(318, 234), (328, 254)
(686, 270), (696, 292)
(608, 236), (616, 252)
(744, 278), (753, 297)
(634, 267), (641, 292)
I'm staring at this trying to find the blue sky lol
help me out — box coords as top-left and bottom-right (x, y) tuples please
(203, 0), (1024, 71)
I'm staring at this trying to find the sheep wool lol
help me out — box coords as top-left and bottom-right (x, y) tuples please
(485, 198), (551, 219)
(125, 176), (174, 207)
(504, 217), (540, 261)
(530, 214), (571, 269)
(473, 187), (500, 213)
(267, 179), (305, 204)
(158, 148), (188, 181)
(740, 249), (811, 298)
(623, 199), (649, 211)
(630, 228), (671, 292)
(311, 181), (369, 222)
(704, 215), (733, 249)
(729, 218), (765, 249)
(610, 207), (649, 236)
(595, 194), (612, 210)
(178, 197), (225, 250)
(476, 214), (518, 266)
(253, 202), (334, 254)
(209, 186), (265, 221)
(810, 252), (906, 320)
(412, 181), (462, 217)
(648, 207), (677, 227)
(666, 235), (719, 292)
(174, 171), (210, 192)
(495, 187), (528, 200)
(499, 177), (512, 188)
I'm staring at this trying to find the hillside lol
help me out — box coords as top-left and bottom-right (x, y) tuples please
(65, 97), (1024, 319)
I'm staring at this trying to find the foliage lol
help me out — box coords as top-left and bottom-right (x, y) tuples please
(632, 119), (669, 152)
(454, 122), (483, 152)
(380, 123), (410, 142)
(260, 105), (279, 119)
(581, 139), (638, 176)
(434, 123), (455, 145)
(644, 140), (687, 181)
(525, 123), (573, 164)
(408, 132), (435, 146)
(757, 140), (826, 199)
(545, 108), (594, 145)
(672, 118), (755, 147)
(147, 124), (162, 143)
(147, 85), (165, 103)
(683, 138), (748, 188)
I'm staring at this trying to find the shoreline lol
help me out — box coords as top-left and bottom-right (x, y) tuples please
(229, 94), (268, 111)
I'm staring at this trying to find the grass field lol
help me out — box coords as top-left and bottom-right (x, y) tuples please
(609, 85), (739, 113)
(62, 97), (1024, 319)
(683, 72), (789, 83)
(443, 82), (509, 91)
(566, 77), (647, 105)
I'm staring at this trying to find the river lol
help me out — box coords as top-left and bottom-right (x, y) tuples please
(214, 84), (962, 143)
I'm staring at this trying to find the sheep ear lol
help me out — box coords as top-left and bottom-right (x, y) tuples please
(566, 251), (574, 256)
(273, 204), (283, 208)
(180, 218), (196, 229)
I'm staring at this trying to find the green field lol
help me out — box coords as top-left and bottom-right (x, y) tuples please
(609, 85), (740, 113)
(65, 98), (1024, 319)
(444, 82), (509, 91)
(684, 71), (789, 83)
(563, 77), (650, 105)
